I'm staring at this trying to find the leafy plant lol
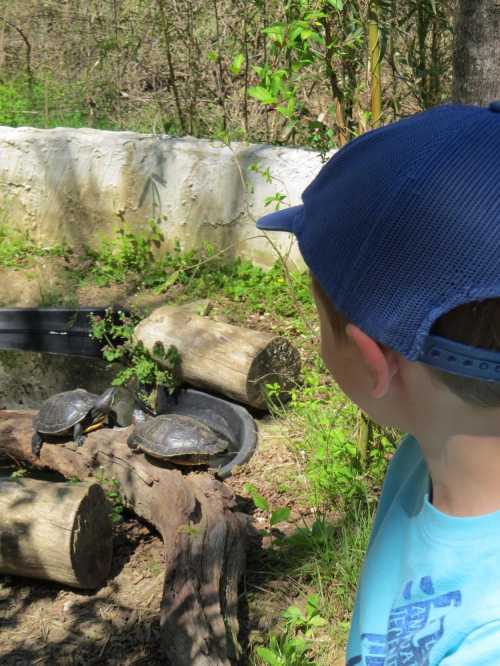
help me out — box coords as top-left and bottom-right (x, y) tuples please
(95, 466), (125, 524)
(10, 467), (28, 481)
(0, 224), (68, 269)
(90, 308), (181, 411)
(244, 482), (292, 537)
(256, 634), (315, 666)
(255, 595), (326, 665)
(86, 214), (165, 287)
(282, 595), (328, 636)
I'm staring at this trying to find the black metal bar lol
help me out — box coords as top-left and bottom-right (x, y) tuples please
(0, 308), (127, 358)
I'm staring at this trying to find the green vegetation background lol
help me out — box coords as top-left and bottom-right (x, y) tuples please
(0, 1), (455, 149)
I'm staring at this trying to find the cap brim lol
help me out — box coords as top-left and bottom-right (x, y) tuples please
(256, 204), (303, 232)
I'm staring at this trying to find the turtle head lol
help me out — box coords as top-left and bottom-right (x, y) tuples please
(95, 387), (118, 414)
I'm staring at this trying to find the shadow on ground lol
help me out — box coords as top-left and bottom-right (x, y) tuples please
(0, 514), (167, 666)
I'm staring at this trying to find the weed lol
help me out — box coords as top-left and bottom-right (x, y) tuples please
(0, 75), (93, 128)
(0, 224), (67, 269)
(94, 466), (125, 524)
(264, 192), (288, 211)
(90, 308), (181, 411)
(10, 467), (28, 481)
(254, 595), (326, 666)
(281, 505), (374, 626)
(39, 286), (79, 307)
(283, 595), (328, 636)
(256, 634), (315, 666)
(148, 561), (162, 576)
(86, 215), (165, 287)
(244, 482), (291, 537)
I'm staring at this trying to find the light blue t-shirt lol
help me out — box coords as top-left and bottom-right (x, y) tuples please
(347, 435), (500, 665)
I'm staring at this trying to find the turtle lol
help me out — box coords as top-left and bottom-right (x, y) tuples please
(32, 387), (117, 457)
(127, 414), (229, 466)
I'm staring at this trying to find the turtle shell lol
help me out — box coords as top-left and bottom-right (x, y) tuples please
(128, 414), (228, 463)
(34, 389), (98, 435)
(163, 406), (233, 443)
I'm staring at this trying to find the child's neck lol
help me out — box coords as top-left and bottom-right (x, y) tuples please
(418, 431), (500, 517)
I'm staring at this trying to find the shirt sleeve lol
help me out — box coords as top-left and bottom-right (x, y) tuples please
(440, 621), (500, 664)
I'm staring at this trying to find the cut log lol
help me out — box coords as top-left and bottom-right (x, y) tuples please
(0, 410), (249, 666)
(0, 477), (112, 589)
(134, 304), (301, 409)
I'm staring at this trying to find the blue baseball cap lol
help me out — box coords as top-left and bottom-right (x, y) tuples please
(257, 103), (500, 382)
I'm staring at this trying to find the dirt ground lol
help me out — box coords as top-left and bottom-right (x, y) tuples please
(0, 419), (321, 666)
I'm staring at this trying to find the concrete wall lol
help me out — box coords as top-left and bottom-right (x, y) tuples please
(0, 126), (330, 268)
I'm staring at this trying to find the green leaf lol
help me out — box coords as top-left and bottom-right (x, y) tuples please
(207, 51), (218, 62)
(283, 637), (309, 656)
(255, 647), (284, 666)
(248, 86), (277, 105)
(277, 97), (296, 119)
(327, 0), (343, 9)
(306, 594), (320, 609)
(263, 23), (286, 47)
(283, 605), (305, 623)
(243, 482), (270, 511)
(230, 53), (244, 75)
(253, 494), (270, 511)
(308, 615), (328, 627)
(270, 506), (291, 526)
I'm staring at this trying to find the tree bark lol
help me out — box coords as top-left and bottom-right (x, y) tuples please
(0, 477), (112, 589)
(453, 0), (500, 105)
(134, 304), (301, 409)
(0, 410), (248, 666)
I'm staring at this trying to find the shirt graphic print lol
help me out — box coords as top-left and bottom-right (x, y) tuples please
(347, 576), (462, 665)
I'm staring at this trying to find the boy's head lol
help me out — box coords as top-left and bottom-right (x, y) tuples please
(257, 103), (500, 416)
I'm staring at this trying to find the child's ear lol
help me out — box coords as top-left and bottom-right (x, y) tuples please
(345, 324), (399, 399)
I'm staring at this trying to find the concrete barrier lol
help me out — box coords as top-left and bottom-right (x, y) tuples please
(0, 126), (330, 268)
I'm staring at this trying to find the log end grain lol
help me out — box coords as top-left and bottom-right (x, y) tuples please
(246, 336), (301, 409)
(0, 478), (113, 589)
(70, 483), (113, 589)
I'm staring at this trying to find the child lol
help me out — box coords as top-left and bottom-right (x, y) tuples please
(257, 102), (500, 664)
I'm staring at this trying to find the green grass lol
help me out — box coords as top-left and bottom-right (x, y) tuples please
(0, 223), (68, 269)
(82, 218), (314, 326)
(0, 75), (117, 129)
(246, 499), (375, 665)
(284, 365), (398, 510)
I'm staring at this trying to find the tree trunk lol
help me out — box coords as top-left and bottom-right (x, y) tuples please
(0, 410), (248, 666)
(134, 305), (301, 409)
(453, 0), (500, 105)
(0, 478), (112, 589)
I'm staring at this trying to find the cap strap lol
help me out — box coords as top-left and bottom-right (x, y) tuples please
(419, 335), (500, 382)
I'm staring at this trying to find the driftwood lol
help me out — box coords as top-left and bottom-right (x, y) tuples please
(0, 410), (248, 666)
(0, 477), (112, 588)
(134, 304), (301, 409)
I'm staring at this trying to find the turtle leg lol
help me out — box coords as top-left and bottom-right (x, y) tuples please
(73, 422), (86, 447)
(31, 432), (43, 457)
